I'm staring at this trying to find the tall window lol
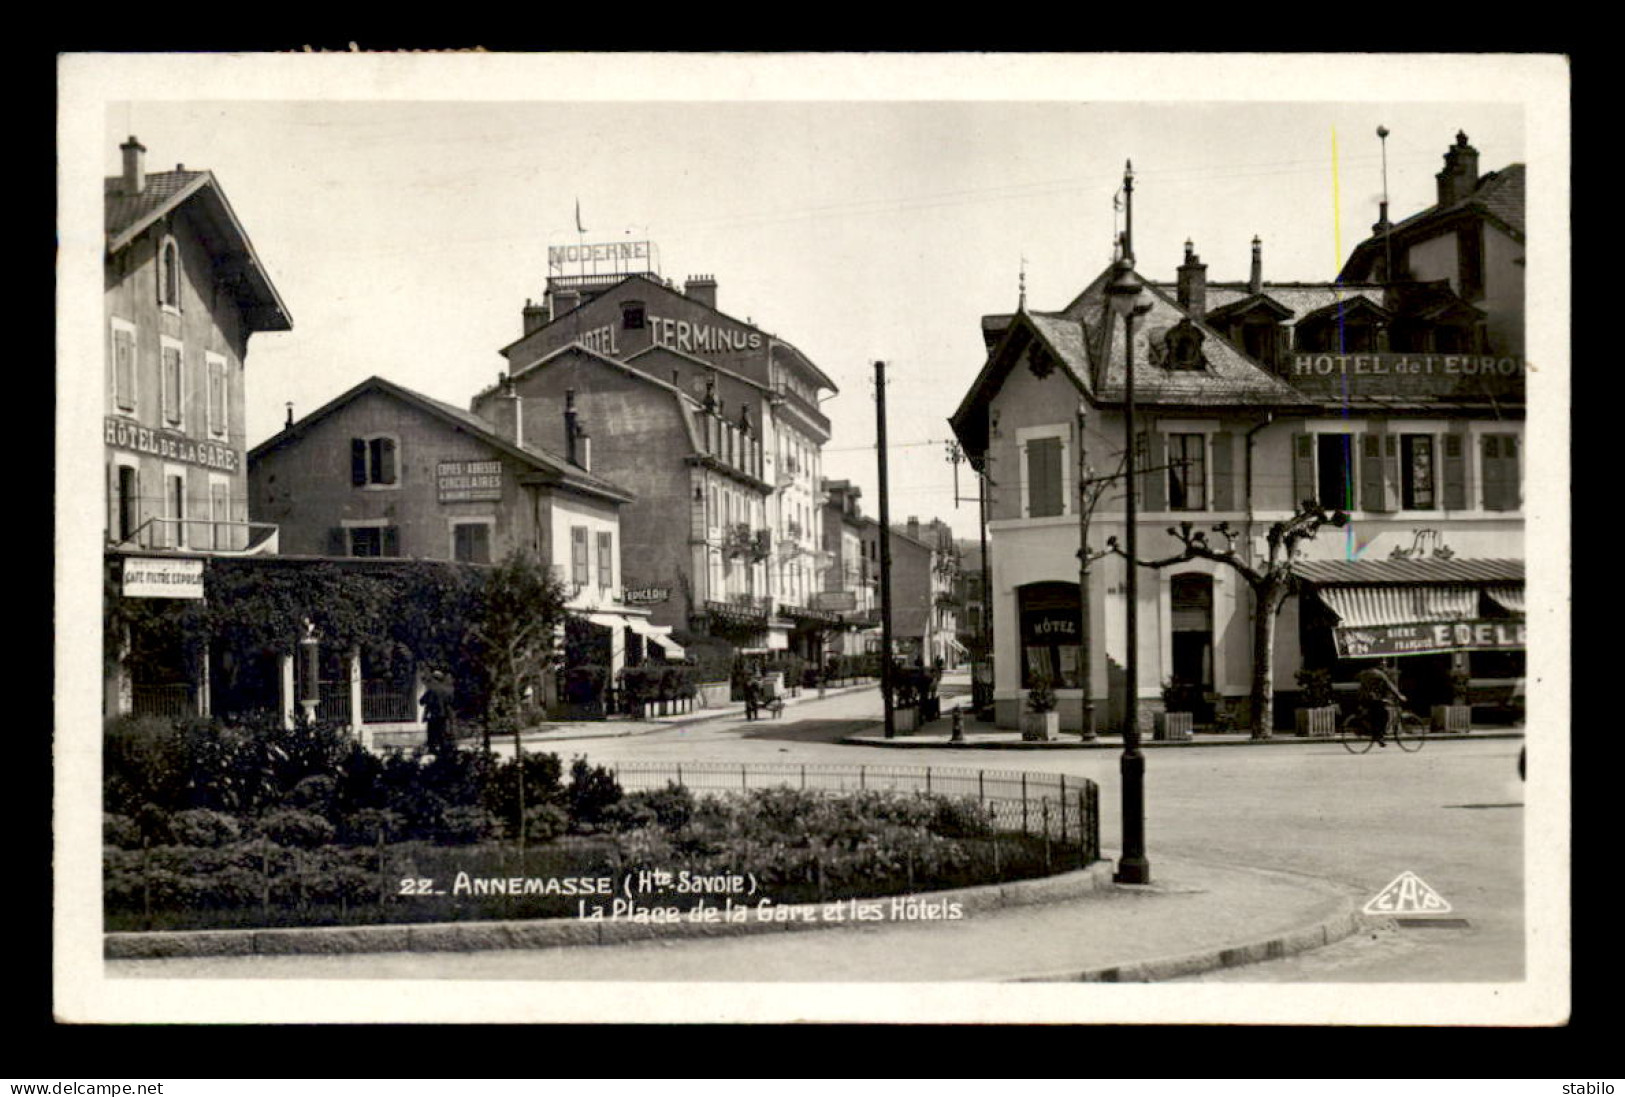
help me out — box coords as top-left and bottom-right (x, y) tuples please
(165, 471), (185, 549)
(350, 436), (398, 486)
(596, 531), (613, 590)
(1167, 433), (1207, 511)
(1481, 434), (1521, 512)
(1025, 435), (1064, 518)
(206, 355), (228, 438)
(453, 522), (491, 564)
(571, 526), (590, 587)
(210, 477), (231, 550)
(1401, 434), (1436, 510)
(159, 236), (181, 311)
(116, 465), (138, 543)
(161, 343), (183, 427)
(1458, 224), (1485, 301)
(1316, 434), (1356, 510)
(111, 322), (137, 413)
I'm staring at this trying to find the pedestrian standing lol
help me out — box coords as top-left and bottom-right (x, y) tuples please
(422, 670), (455, 754)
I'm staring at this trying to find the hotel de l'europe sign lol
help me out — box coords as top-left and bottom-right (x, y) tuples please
(1287, 354), (1525, 399)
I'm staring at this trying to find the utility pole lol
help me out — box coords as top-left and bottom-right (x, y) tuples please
(875, 360), (896, 739)
(1075, 403), (1096, 740)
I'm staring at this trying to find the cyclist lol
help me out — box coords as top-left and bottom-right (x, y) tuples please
(1356, 661), (1407, 747)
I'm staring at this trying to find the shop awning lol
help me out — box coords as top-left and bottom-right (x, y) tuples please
(628, 616), (684, 660)
(1485, 585), (1525, 614)
(1316, 584), (1478, 629)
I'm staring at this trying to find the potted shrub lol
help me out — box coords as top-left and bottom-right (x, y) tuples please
(1155, 679), (1197, 741)
(1432, 668), (1473, 734)
(1021, 675), (1059, 742)
(1293, 667), (1338, 737)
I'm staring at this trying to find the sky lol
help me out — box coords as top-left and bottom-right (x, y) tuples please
(72, 53), (1554, 534)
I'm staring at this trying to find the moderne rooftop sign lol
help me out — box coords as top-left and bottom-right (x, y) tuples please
(1286, 354), (1525, 399)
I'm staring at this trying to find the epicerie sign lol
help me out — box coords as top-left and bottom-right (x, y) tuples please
(623, 586), (671, 605)
(123, 557), (204, 599)
(437, 460), (503, 502)
(105, 417), (240, 473)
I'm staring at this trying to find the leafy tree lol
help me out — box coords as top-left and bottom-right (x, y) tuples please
(1105, 500), (1349, 738)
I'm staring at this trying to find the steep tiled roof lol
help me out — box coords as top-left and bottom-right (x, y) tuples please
(1195, 283), (1388, 329)
(105, 170), (208, 241)
(1340, 164), (1525, 280)
(1072, 269), (1311, 408)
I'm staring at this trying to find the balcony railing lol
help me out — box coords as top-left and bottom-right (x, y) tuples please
(113, 518), (280, 555)
(131, 683), (194, 719)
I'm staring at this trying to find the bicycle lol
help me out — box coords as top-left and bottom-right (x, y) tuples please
(1341, 703), (1428, 753)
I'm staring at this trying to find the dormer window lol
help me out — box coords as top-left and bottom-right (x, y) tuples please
(1239, 322), (1277, 369)
(1160, 319), (1208, 371)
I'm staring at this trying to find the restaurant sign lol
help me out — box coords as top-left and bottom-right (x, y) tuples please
(1335, 618), (1526, 659)
(437, 460), (503, 503)
(623, 586), (671, 606)
(105, 418), (240, 474)
(123, 557), (204, 599)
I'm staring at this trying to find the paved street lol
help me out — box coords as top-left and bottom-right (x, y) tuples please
(108, 674), (1527, 983)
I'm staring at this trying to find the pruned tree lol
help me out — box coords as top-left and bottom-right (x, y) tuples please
(1105, 499), (1349, 738)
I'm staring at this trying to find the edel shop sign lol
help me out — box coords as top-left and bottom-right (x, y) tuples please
(1335, 618), (1526, 659)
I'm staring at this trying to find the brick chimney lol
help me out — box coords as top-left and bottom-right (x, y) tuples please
(486, 373), (524, 447)
(1177, 239), (1207, 318)
(906, 516), (920, 542)
(1249, 236), (1263, 295)
(1436, 131), (1480, 207)
(522, 298), (549, 336)
(684, 275), (717, 311)
(564, 389), (589, 469)
(120, 136), (146, 196)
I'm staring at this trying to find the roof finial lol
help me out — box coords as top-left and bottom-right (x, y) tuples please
(1018, 255), (1027, 311)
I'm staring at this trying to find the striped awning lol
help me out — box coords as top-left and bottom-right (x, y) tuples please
(1484, 585), (1525, 614)
(1316, 584), (1478, 628)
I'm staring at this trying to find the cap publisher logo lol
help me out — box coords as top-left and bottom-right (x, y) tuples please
(1363, 870), (1453, 915)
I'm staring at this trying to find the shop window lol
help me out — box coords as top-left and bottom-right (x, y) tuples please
(1401, 435), (1436, 510)
(1024, 435), (1065, 518)
(1167, 433), (1207, 511)
(1018, 581), (1081, 689)
(1316, 434), (1356, 511)
(350, 436), (399, 487)
(453, 521), (492, 564)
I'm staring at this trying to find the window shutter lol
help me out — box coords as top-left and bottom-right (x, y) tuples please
(598, 532), (613, 587)
(1027, 437), (1062, 517)
(1142, 430), (1167, 512)
(328, 527), (347, 556)
(1291, 433), (1315, 508)
(1210, 431), (1235, 511)
(351, 439), (367, 485)
(1503, 435), (1520, 511)
(1441, 431), (1467, 510)
(572, 526), (589, 585)
(113, 329), (136, 411)
(1481, 436), (1505, 511)
(382, 526), (400, 558)
(372, 438), (397, 485)
(1359, 433), (1382, 511)
(1382, 434), (1400, 512)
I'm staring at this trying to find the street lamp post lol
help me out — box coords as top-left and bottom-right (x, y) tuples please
(1107, 161), (1152, 886)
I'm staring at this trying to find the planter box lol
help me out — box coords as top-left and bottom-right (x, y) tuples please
(698, 682), (731, 709)
(1155, 711), (1194, 741)
(1021, 711), (1059, 742)
(1431, 704), (1472, 734)
(1294, 705), (1339, 737)
(893, 705), (920, 734)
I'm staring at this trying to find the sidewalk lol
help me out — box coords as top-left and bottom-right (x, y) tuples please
(105, 850), (1365, 983)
